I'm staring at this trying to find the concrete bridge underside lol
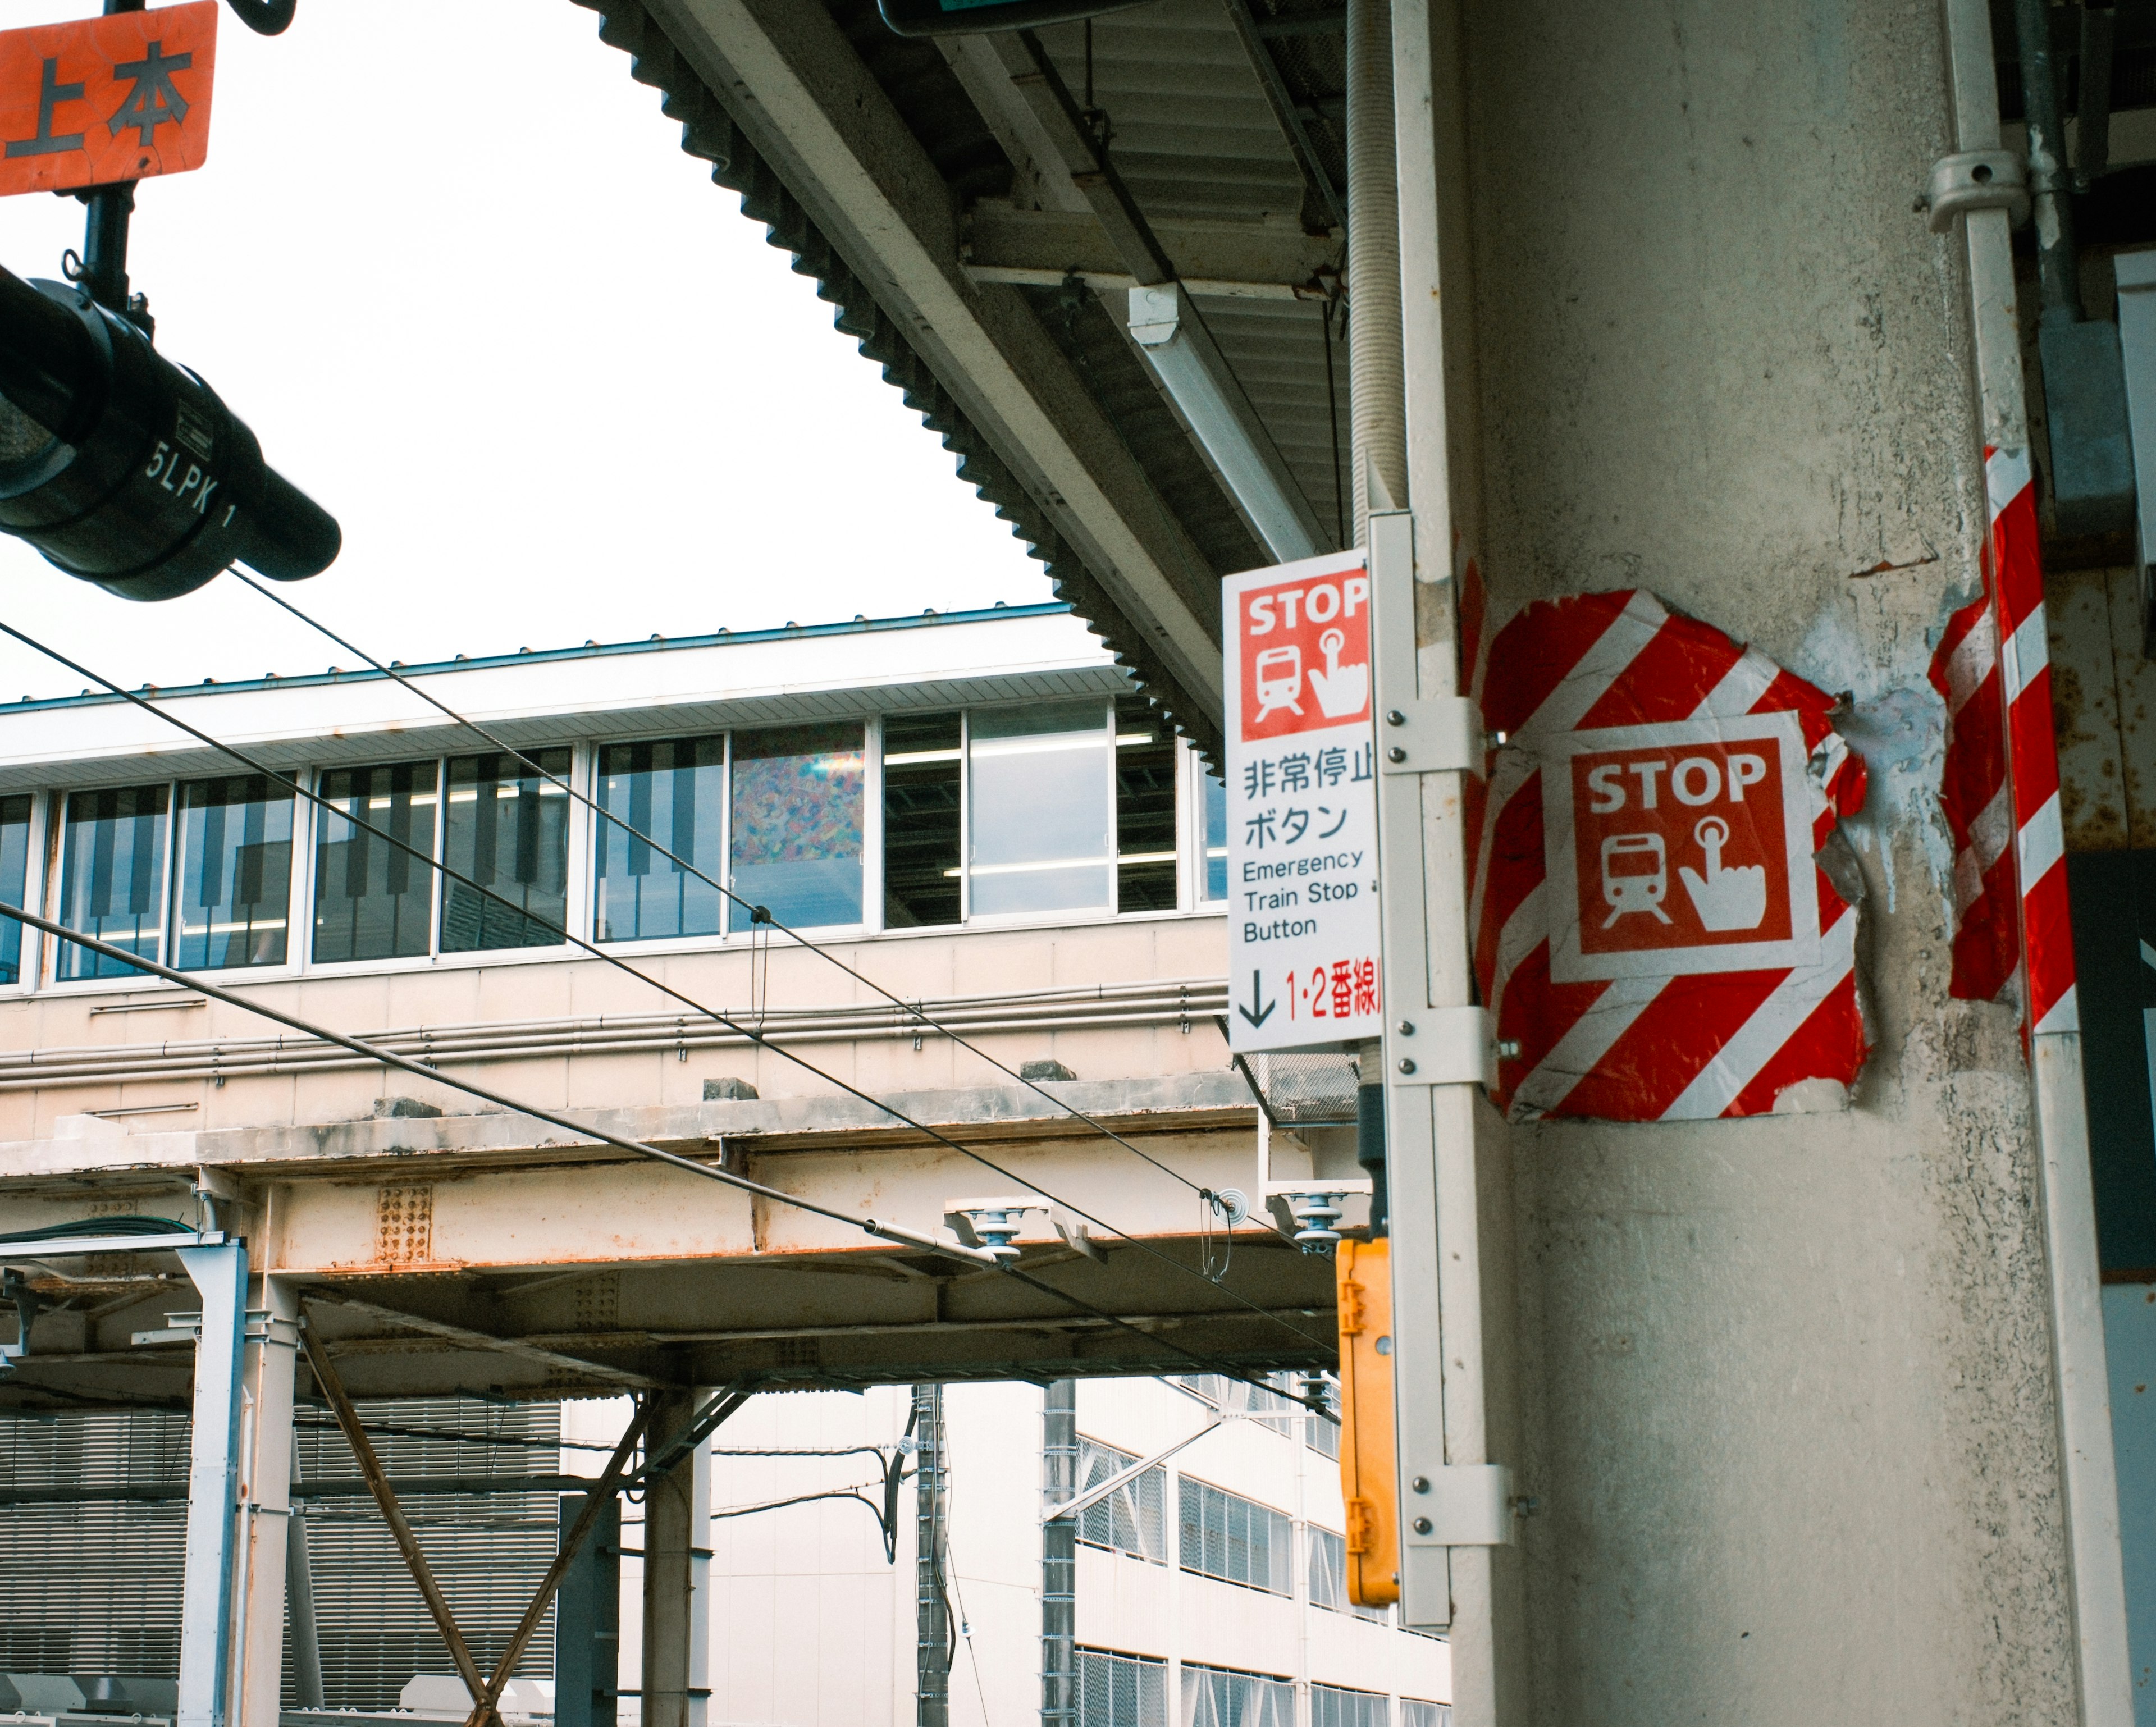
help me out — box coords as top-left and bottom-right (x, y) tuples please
(0, 1074), (1340, 1411)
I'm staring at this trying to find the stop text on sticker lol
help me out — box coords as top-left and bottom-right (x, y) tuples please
(1583, 751), (1768, 812)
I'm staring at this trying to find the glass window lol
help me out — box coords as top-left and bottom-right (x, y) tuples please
(883, 711), (962, 928)
(1401, 1705), (1452, 1727)
(1075, 1438), (1166, 1563)
(57, 784), (168, 981)
(1115, 697), (1178, 912)
(314, 762), (438, 963)
(730, 723), (865, 929)
(0, 796), (30, 985)
(1176, 1477), (1292, 1595)
(441, 750), (572, 952)
(1077, 1649), (1166, 1727)
(1308, 1526), (1388, 1624)
(172, 775), (293, 970)
(596, 736), (726, 942)
(1200, 765), (1227, 902)
(1179, 1663), (1292, 1727)
(1310, 1686), (1390, 1727)
(969, 700), (1111, 917)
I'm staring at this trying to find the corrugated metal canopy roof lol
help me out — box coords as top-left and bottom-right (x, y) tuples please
(580, 0), (1354, 764)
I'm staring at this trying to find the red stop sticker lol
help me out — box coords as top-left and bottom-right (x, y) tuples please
(1541, 713), (1821, 981)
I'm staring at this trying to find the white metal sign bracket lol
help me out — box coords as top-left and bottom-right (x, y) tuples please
(1378, 695), (1481, 776)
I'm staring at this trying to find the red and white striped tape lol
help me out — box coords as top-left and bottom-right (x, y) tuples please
(1927, 582), (2018, 1006)
(1942, 446), (2077, 1033)
(1465, 590), (1870, 1121)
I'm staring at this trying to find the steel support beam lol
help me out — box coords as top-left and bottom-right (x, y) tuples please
(236, 1276), (301, 1727)
(308, 1293), (664, 1391)
(1124, 284), (1328, 561)
(175, 1241), (246, 1727)
(641, 1389), (714, 1727)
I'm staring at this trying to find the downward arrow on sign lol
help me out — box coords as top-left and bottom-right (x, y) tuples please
(1237, 969), (1276, 1029)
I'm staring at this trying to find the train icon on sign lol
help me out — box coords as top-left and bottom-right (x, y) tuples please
(1253, 645), (1304, 721)
(1600, 833), (1671, 927)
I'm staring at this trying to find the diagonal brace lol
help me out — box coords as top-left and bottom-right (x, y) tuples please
(460, 1399), (660, 1727)
(298, 1321), (494, 1720)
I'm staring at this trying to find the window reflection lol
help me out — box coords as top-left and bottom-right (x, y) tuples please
(730, 723), (864, 929)
(441, 750), (571, 952)
(314, 762), (438, 963)
(969, 701), (1111, 917)
(57, 784), (168, 980)
(1202, 767), (1227, 902)
(1114, 696), (1177, 911)
(174, 775), (293, 970)
(883, 712), (961, 928)
(596, 736), (726, 942)
(0, 797), (29, 985)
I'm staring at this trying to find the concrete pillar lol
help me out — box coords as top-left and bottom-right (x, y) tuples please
(234, 1276), (301, 1727)
(640, 1390), (710, 1727)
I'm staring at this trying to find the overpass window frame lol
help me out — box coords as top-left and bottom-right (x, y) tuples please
(54, 782), (172, 983)
(171, 773), (296, 971)
(440, 748), (576, 954)
(0, 794), (37, 987)
(593, 734), (729, 944)
(728, 720), (868, 933)
(966, 698), (1117, 920)
(312, 760), (444, 965)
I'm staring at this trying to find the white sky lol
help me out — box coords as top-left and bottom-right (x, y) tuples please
(0, 0), (1071, 700)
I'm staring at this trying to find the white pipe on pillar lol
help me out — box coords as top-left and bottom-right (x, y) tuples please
(1937, 2), (2135, 1720)
(176, 1242), (247, 1727)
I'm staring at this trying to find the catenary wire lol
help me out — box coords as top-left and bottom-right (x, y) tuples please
(230, 571), (1294, 1244)
(0, 899), (983, 1262)
(0, 899), (1331, 1410)
(0, 620), (1335, 1364)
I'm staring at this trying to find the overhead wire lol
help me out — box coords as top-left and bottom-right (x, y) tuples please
(3, 898), (1328, 1410)
(230, 571), (1295, 1248)
(0, 619), (1335, 1374)
(0, 900), (987, 1263)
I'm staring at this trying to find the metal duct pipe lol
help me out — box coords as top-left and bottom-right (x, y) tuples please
(913, 1384), (949, 1727)
(2014, 0), (2082, 323)
(1040, 1381), (1077, 1727)
(2014, 0), (2137, 536)
(1347, 0), (1403, 1236)
(1348, 0), (1407, 540)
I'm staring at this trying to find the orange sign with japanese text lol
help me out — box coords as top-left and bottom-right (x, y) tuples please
(0, 3), (216, 198)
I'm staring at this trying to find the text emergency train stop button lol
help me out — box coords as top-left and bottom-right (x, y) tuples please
(1540, 711), (1822, 983)
(1223, 549), (1382, 1053)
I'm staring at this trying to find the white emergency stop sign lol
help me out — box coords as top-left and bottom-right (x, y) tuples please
(1222, 549), (1382, 1053)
